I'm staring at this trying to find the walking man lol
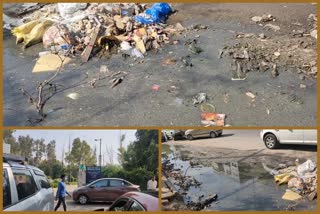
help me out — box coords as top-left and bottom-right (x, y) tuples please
(54, 174), (71, 211)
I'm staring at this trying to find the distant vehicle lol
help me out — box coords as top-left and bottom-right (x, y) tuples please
(185, 129), (223, 140)
(95, 192), (158, 211)
(3, 154), (54, 211)
(260, 129), (317, 149)
(73, 178), (140, 205)
(172, 130), (185, 141)
(161, 132), (169, 142)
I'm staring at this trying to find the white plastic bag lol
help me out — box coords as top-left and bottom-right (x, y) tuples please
(57, 3), (87, 17)
(297, 159), (316, 176)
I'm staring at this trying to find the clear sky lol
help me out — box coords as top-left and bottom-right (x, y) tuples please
(12, 129), (137, 165)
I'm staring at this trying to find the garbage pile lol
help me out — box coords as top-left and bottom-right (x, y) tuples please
(264, 159), (317, 202)
(221, 13), (317, 80)
(9, 3), (185, 61)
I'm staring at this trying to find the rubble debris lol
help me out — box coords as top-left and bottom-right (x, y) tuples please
(81, 24), (101, 62)
(188, 41), (202, 54)
(251, 14), (275, 23)
(188, 194), (218, 211)
(192, 93), (207, 105)
(43, 24), (73, 48)
(58, 3), (88, 17)
(264, 24), (280, 31)
(264, 159), (317, 202)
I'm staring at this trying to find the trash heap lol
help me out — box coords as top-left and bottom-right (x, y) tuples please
(264, 159), (317, 202)
(221, 13), (317, 80)
(10, 3), (185, 61)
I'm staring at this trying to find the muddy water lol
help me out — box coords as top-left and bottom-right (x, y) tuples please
(162, 144), (316, 211)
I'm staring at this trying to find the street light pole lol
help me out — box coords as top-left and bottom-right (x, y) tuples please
(95, 139), (102, 166)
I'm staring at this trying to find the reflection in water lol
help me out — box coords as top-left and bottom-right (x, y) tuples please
(162, 145), (316, 211)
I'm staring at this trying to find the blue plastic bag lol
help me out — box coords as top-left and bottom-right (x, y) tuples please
(135, 3), (172, 24)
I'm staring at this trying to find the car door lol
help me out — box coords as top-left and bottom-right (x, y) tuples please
(275, 129), (304, 144)
(303, 130), (317, 144)
(89, 179), (109, 201)
(106, 179), (128, 201)
(5, 168), (40, 211)
(33, 170), (54, 211)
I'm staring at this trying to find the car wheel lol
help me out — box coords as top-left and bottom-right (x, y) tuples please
(78, 194), (88, 205)
(264, 134), (279, 149)
(187, 134), (194, 140)
(210, 132), (217, 138)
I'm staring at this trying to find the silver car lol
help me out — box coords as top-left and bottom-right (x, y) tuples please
(3, 154), (54, 211)
(185, 129), (223, 140)
(260, 129), (317, 149)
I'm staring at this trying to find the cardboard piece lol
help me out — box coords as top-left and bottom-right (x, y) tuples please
(282, 190), (302, 201)
(32, 54), (72, 73)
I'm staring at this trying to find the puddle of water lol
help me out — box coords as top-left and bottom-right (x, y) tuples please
(163, 145), (317, 211)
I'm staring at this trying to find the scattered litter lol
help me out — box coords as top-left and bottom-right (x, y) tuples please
(100, 65), (109, 73)
(66, 92), (79, 100)
(245, 92), (256, 99)
(152, 84), (160, 91)
(43, 24), (73, 49)
(192, 93), (207, 105)
(271, 64), (279, 77)
(274, 51), (281, 57)
(282, 190), (302, 201)
(135, 3), (172, 24)
(131, 48), (144, 58)
(32, 54), (72, 73)
(201, 113), (225, 126)
(300, 84), (306, 89)
(297, 159), (316, 177)
(200, 103), (215, 112)
(110, 76), (124, 88)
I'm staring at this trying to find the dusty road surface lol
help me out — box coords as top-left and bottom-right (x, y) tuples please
(3, 3), (317, 126)
(53, 185), (111, 211)
(162, 130), (317, 211)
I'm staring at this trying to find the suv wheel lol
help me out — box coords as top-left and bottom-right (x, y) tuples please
(187, 134), (194, 140)
(210, 132), (217, 138)
(79, 194), (88, 205)
(264, 134), (279, 149)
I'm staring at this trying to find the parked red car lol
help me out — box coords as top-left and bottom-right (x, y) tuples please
(98, 192), (159, 211)
(72, 178), (140, 204)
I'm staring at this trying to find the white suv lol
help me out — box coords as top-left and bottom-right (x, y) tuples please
(260, 129), (317, 149)
(3, 154), (54, 211)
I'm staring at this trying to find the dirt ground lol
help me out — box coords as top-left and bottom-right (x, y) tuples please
(3, 3), (317, 126)
(161, 130), (317, 211)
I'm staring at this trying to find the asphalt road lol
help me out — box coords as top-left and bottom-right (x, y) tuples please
(53, 185), (111, 211)
(164, 130), (317, 159)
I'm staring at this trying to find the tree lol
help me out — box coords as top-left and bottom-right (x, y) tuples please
(33, 139), (46, 166)
(46, 140), (56, 162)
(3, 130), (20, 154)
(65, 138), (97, 178)
(17, 135), (34, 162)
